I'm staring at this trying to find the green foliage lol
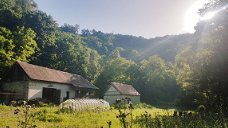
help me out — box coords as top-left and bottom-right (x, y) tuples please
(60, 23), (79, 34)
(48, 32), (102, 82)
(1, 105), (228, 128)
(95, 57), (134, 97)
(25, 10), (58, 65)
(13, 26), (37, 61)
(33, 109), (62, 122)
(81, 30), (114, 55)
(0, 27), (14, 69)
(132, 55), (180, 105)
(114, 98), (134, 128)
(14, 105), (37, 128)
(0, 26), (37, 77)
(176, 0), (228, 112)
(134, 111), (228, 128)
(134, 103), (155, 109)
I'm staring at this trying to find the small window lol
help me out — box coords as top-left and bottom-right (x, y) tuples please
(66, 91), (70, 99)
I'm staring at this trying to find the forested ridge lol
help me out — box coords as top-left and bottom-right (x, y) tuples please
(1, 0), (228, 112)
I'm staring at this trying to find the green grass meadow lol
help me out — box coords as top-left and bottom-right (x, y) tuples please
(1, 105), (228, 128)
(0, 105), (174, 128)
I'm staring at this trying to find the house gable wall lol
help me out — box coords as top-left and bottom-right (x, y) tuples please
(104, 86), (120, 95)
(104, 86), (140, 104)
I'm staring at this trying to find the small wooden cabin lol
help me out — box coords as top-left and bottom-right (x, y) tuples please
(104, 82), (140, 104)
(0, 61), (99, 104)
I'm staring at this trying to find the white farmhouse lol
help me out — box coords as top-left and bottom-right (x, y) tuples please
(104, 82), (140, 104)
(0, 61), (99, 104)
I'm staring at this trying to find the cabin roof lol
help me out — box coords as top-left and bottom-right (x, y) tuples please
(16, 61), (98, 90)
(111, 82), (140, 96)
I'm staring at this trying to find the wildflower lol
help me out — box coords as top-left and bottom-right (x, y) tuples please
(25, 105), (31, 110)
(129, 102), (134, 109)
(14, 107), (20, 115)
(107, 121), (112, 128)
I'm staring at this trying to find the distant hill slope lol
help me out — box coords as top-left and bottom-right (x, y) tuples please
(114, 34), (194, 61)
(81, 31), (194, 62)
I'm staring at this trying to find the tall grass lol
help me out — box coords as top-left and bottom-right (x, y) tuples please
(0, 104), (227, 128)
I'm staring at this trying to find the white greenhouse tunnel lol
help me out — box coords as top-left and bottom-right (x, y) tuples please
(59, 99), (110, 111)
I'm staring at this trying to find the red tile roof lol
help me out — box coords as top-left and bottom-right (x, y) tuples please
(111, 82), (140, 96)
(17, 61), (98, 89)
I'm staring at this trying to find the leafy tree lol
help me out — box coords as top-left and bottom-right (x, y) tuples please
(111, 47), (123, 58)
(175, 48), (214, 109)
(24, 10), (58, 65)
(0, 26), (37, 78)
(0, 0), (38, 30)
(0, 0), (58, 67)
(12, 26), (37, 61)
(49, 32), (102, 82)
(60, 23), (79, 34)
(16, 0), (38, 14)
(82, 36), (109, 55)
(95, 57), (134, 97)
(0, 27), (14, 75)
(135, 55), (179, 105)
(81, 29), (91, 36)
(177, 0), (228, 111)
(81, 29), (114, 55)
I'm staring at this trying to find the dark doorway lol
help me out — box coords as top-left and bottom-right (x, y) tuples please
(66, 91), (70, 99)
(42, 88), (61, 104)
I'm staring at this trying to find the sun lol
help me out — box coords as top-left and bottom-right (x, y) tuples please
(183, 0), (209, 33)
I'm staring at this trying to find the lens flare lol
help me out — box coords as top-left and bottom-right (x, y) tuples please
(183, 0), (208, 33)
(201, 11), (217, 20)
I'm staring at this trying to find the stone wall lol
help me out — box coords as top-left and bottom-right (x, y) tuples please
(1, 81), (29, 100)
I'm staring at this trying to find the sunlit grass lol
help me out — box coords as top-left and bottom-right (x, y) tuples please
(0, 105), (174, 128)
(1, 105), (227, 128)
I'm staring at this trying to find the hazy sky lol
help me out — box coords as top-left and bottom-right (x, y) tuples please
(35, 0), (207, 38)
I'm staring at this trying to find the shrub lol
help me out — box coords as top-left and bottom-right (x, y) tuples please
(134, 111), (228, 128)
(27, 98), (52, 107)
(14, 105), (37, 128)
(134, 103), (154, 109)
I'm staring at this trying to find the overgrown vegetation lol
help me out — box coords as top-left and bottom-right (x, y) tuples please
(134, 111), (228, 128)
(0, 104), (170, 128)
(1, 103), (228, 128)
(14, 105), (37, 128)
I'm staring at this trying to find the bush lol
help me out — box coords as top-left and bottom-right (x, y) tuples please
(134, 103), (155, 109)
(134, 111), (228, 128)
(56, 108), (75, 114)
(27, 98), (52, 107)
